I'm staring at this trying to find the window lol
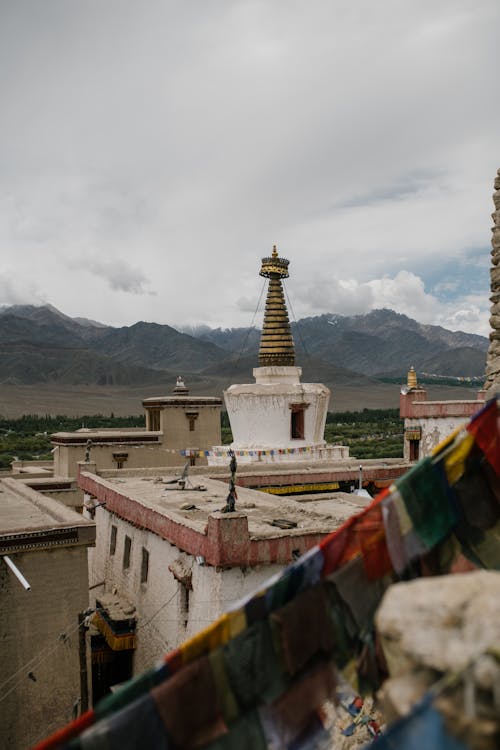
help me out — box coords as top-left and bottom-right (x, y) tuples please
(141, 548), (149, 584)
(110, 525), (117, 555)
(185, 412), (199, 432)
(290, 408), (305, 439)
(123, 536), (132, 569)
(112, 452), (128, 469)
(148, 408), (161, 431)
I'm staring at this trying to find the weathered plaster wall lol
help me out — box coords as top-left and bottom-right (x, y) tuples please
(158, 405), (222, 452)
(89, 507), (282, 676)
(53, 403), (221, 479)
(54, 440), (184, 479)
(404, 415), (469, 460)
(0, 546), (89, 750)
(224, 369), (330, 458)
(485, 167), (500, 395)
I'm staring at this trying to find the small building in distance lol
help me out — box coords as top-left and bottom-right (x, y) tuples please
(399, 366), (485, 461)
(0, 479), (95, 750)
(51, 377), (222, 479)
(210, 247), (349, 464)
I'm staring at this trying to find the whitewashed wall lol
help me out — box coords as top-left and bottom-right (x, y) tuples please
(89, 506), (282, 675)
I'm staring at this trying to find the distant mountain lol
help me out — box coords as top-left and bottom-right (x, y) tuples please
(187, 309), (488, 378)
(199, 353), (379, 394)
(291, 310), (487, 377)
(72, 316), (108, 328)
(0, 306), (229, 385)
(0, 342), (168, 386)
(418, 347), (487, 379)
(183, 325), (261, 354)
(0, 304), (109, 342)
(0, 304), (489, 386)
(90, 321), (228, 373)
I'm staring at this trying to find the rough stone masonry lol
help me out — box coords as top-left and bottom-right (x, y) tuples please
(485, 166), (500, 395)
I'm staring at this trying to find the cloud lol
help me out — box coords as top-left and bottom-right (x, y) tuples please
(294, 270), (490, 337)
(68, 256), (155, 295)
(0, 272), (46, 307)
(0, 1), (498, 331)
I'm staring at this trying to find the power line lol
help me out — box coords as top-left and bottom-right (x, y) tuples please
(0, 612), (93, 704)
(136, 590), (178, 632)
(235, 278), (266, 364)
(282, 279), (310, 361)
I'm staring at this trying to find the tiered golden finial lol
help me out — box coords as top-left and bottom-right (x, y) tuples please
(407, 366), (418, 390)
(258, 245), (295, 367)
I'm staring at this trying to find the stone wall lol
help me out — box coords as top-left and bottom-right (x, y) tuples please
(376, 572), (500, 749)
(0, 546), (90, 750)
(485, 167), (500, 395)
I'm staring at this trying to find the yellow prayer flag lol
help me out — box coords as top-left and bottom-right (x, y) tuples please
(179, 614), (231, 664)
(443, 432), (475, 485)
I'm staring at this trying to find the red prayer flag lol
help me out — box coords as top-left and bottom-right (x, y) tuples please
(467, 398), (500, 475)
(32, 710), (95, 750)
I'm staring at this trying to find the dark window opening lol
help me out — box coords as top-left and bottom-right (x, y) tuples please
(409, 440), (420, 462)
(180, 582), (190, 628)
(291, 408), (305, 439)
(185, 412), (199, 432)
(110, 525), (117, 556)
(91, 634), (134, 705)
(141, 548), (149, 584)
(112, 452), (128, 470)
(123, 536), (132, 569)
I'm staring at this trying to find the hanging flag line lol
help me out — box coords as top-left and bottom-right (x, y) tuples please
(181, 445), (324, 458)
(34, 397), (500, 750)
(125, 445), (327, 457)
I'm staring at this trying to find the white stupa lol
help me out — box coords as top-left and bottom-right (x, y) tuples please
(209, 247), (349, 464)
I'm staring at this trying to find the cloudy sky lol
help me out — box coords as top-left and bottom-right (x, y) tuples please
(0, 1), (498, 336)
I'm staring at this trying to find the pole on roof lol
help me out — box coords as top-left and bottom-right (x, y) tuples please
(3, 555), (31, 590)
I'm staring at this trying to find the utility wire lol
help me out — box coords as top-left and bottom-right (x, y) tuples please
(0, 612), (93, 704)
(235, 278), (266, 365)
(136, 590), (178, 632)
(283, 279), (310, 361)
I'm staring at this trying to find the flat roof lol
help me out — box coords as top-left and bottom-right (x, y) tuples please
(80, 473), (367, 540)
(51, 430), (160, 445)
(142, 396), (222, 406)
(0, 478), (95, 553)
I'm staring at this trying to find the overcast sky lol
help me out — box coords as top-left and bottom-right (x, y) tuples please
(0, 1), (498, 336)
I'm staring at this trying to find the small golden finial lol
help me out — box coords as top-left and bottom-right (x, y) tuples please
(407, 366), (417, 389)
(272, 245), (278, 257)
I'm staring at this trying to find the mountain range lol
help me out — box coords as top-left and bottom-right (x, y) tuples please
(0, 304), (489, 391)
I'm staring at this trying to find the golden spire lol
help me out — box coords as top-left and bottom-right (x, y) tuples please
(258, 245), (295, 367)
(407, 366), (418, 390)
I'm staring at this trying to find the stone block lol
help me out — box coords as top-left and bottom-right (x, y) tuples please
(490, 265), (500, 287)
(489, 314), (500, 330)
(375, 571), (500, 675)
(485, 357), (500, 376)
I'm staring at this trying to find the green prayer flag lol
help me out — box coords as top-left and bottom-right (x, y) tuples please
(396, 458), (456, 549)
